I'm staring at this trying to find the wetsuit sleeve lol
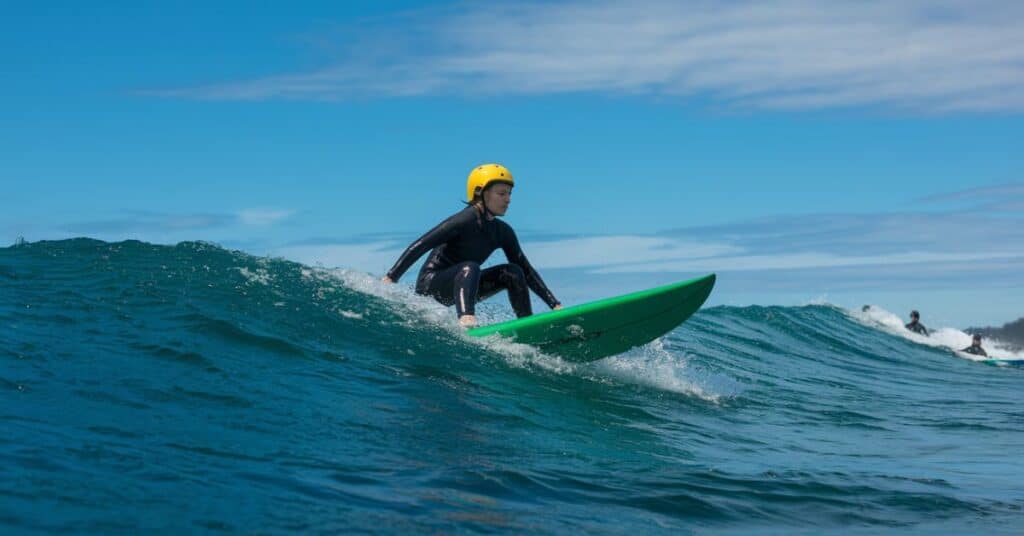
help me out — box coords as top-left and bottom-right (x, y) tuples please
(385, 212), (464, 282)
(501, 226), (560, 309)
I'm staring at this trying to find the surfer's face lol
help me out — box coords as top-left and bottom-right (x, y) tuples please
(483, 183), (512, 216)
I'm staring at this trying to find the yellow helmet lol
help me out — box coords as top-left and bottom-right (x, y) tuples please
(466, 163), (514, 202)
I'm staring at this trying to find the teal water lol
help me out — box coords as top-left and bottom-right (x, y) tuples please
(2, 239), (1022, 534)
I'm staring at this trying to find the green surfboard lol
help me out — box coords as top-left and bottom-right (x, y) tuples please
(467, 274), (716, 362)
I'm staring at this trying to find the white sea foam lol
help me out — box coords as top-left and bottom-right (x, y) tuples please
(300, 267), (566, 370)
(592, 339), (737, 402)
(304, 267), (453, 327)
(850, 305), (1024, 363)
(236, 266), (272, 285)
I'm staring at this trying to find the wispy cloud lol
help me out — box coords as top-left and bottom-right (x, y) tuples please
(144, 0), (1024, 112)
(519, 236), (739, 269)
(534, 220), (1024, 273)
(670, 211), (1024, 256)
(61, 209), (295, 238)
(237, 208), (295, 226)
(273, 242), (402, 272)
(919, 182), (1024, 204)
(592, 250), (1015, 274)
(64, 212), (234, 234)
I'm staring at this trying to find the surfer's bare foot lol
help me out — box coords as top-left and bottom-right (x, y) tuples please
(459, 315), (478, 328)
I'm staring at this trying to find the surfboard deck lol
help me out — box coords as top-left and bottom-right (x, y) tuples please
(467, 273), (716, 362)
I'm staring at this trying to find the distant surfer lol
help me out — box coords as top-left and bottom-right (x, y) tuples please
(961, 334), (988, 357)
(381, 163), (562, 328)
(905, 310), (929, 336)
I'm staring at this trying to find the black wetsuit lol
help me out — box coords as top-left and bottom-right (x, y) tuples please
(386, 206), (559, 318)
(961, 344), (988, 357)
(905, 321), (929, 336)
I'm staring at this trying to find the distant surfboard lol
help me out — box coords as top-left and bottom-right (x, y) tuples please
(467, 274), (716, 362)
(982, 358), (1023, 368)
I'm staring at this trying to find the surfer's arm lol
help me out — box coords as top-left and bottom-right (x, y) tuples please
(385, 214), (462, 282)
(501, 228), (560, 309)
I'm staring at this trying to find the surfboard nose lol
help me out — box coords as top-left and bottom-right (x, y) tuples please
(693, 273), (716, 298)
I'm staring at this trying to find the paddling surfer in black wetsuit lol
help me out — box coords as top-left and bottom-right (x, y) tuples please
(382, 163), (562, 328)
(962, 334), (988, 357)
(905, 310), (929, 336)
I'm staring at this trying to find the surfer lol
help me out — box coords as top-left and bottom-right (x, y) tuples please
(381, 163), (562, 328)
(961, 334), (988, 357)
(905, 310), (929, 336)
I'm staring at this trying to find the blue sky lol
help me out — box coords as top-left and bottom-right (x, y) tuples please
(3, 1), (1023, 327)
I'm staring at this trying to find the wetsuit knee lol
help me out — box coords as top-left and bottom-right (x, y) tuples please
(495, 263), (531, 318)
(452, 261), (482, 317)
(454, 261), (481, 279)
(505, 263), (525, 279)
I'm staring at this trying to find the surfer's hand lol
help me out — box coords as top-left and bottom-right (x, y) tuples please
(381, 276), (394, 284)
(553, 304), (563, 310)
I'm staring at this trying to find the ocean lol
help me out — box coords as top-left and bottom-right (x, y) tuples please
(2, 239), (1022, 534)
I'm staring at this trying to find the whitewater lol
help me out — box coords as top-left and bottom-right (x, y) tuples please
(2, 239), (1022, 534)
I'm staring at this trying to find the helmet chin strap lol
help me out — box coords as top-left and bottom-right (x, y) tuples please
(477, 187), (495, 219)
